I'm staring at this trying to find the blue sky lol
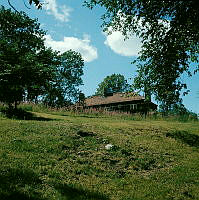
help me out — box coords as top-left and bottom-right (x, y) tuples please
(1, 0), (199, 114)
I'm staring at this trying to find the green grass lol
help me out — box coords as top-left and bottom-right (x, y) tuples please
(0, 110), (199, 200)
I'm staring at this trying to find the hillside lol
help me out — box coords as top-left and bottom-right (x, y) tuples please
(0, 111), (199, 200)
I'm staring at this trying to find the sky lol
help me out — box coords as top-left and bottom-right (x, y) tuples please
(1, 0), (199, 114)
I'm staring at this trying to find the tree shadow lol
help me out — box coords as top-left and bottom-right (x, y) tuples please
(1, 108), (56, 121)
(54, 183), (109, 200)
(0, 168), (45, 200)
(71, 115), (102, 119)
(166, 131), (199, 148)
(77, 130), (96, 137)
(0, 168), (109, 200)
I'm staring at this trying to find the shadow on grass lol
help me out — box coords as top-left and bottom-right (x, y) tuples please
(72, 114), (104, 119)
(55, 184), (109, 200)
(77, 130), (96, 137)
(0, 168), (109, 200)
(1, 108), (55, 121)
(0, 168), (45, 200)
(166, 131), (199, 148)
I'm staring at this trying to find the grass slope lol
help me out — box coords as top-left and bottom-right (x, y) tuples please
(0, 112), (199, 200)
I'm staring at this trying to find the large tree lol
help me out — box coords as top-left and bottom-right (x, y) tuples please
(95, 74), (130, 96)
(85, 0), (199, 111)
(0, 7), (60, 108)
(0, 6), (85, 109)
(43, 50), (84, 107)
(25, 48), (59, 103)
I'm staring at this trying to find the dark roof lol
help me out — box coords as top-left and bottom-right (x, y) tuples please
(85, 92), (145, 107)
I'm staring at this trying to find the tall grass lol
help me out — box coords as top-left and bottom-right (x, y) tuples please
(15, 102), (199, 122)
(1, 102), (198, 122)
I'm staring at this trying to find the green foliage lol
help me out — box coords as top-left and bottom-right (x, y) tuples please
(26, 48), (59, 103)
(0, 7), (84, 109)
(95, 73), (130, 96)
(43, 50), (84, 107)
(17, 102), (50, 113)
(85, 0), (199, 109)
(0, 7), (57, 107)
(164, 104), (198, 122)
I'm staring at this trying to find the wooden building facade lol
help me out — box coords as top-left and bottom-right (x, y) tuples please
(84, 92), (157, 114)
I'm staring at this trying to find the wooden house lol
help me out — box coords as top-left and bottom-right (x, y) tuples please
(84, 92), (157, 114)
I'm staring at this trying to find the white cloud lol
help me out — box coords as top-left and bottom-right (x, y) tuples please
(104, 31), (142, 57)
(44, 35), (98, 62)
(44, 0), (72, 22)
(103, 12), (170, 57)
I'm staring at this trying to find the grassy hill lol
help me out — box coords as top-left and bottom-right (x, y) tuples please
(0, 111), (199, 200)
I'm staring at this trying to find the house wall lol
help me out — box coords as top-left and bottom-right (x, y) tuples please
(86, 100), (157, 114)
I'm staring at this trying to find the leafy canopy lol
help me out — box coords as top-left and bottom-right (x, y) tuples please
(0, 7), (84, 108)
(0, 6), (56, 107)
(85, 0), (199, 110)
(95, 74), (130, 96)
(28, 0), (42, 8)
(43, 50), (84, 107)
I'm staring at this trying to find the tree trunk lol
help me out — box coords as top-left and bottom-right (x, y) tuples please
(14, 101), (18, 109)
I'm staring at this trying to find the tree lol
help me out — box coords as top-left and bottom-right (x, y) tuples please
(85, 0), (199, 110)
(0, 6), (57, 108)
(95, 74), (130, 96)
(26, 48), (59, 103)
(7, 0), (42, 10)
(28, 0), (42, 8)
(0, 7), (85, 109)
(43, 50), (84, 107)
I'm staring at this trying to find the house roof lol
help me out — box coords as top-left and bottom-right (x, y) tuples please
(85, 92), (145, 107)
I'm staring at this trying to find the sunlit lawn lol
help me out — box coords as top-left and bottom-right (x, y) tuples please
(0, 111), (199, 200)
